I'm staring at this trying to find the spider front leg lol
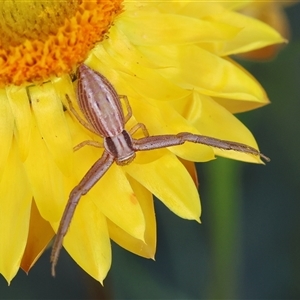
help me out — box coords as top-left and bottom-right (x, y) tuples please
(66, 94), (98, 135)
(51, 151), (114, 276)
(129, 122), (149, 137)
(66, 94), (104, 151)
(73, 140), (103, 151)
(133, 132), (270, 162)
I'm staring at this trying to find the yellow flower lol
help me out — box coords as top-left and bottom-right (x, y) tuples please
(0, 0), (284, 284)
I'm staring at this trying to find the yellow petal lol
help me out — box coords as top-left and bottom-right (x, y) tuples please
(21, 200), (54, 273)
(212, 58), (270, 113)
(51, 74), (78, 115)
(6, 86), (32, 161)
(0, 141), (32, 284)
(24, 117), (65, 222)
(126, 153), (201, 221)
(117, 10), (240, 45)
(217, 2), (250, 11)
(29, 82), (73, 176)
(178, 158), (198, 188)
(60, 198), (111, 284)
(237, 3), (290, 60)
(202, 9), (286, 56)
(139, 45), (269, 108)
(108, 176), (156, 259)
(81, 163), (146, 241)
(0, 89), (14, 176)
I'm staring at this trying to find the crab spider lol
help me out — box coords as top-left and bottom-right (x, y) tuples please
(51, 64), (269, 276)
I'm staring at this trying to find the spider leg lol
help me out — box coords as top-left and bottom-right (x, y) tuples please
(129, 123), (149, 137)
(119, 95), (149, 137)
(74, 140), (103, 151)
(119, 95), (132, 124)
(132, 132), (270, 162)
(66, 94), (98, 135)
(50, 151), (114, 276)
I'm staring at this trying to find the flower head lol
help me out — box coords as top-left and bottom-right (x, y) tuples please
(0, 0), (284, 283)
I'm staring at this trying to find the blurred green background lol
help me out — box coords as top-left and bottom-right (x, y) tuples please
(1, 4), (300, 299)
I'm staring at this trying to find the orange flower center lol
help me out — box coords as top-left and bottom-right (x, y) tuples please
(0, 0), (123, 87)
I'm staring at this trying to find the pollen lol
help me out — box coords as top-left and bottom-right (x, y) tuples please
(0, 0), (123, 87)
